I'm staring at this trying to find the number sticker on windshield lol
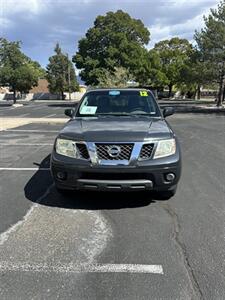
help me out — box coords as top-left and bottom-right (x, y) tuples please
(140, 91), (148, 96)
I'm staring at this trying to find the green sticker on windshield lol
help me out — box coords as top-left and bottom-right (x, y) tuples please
(140, 91), (148, 96)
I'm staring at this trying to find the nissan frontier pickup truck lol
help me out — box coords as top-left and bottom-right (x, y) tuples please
(51, 89), (181, 199)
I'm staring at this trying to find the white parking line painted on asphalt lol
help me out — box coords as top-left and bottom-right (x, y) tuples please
(0, 184), (113, 269)
(3, 129), (59, 133)
(43, 114), (57, 118)
(0, 143), (53, 146)
(0, 106), (20, 116)
(0, 184), (53, 246)
(31, 105), (46, 110)
(0, 107), (15, 111)
(1, 105), (25, 110)
(0, 262), (164, 274)
(18, 113), (30, 117)
(0, 168), (50, 171)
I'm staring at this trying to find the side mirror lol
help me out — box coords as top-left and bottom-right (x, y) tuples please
(163, 107), (174, 118)
(64, 108), (75, 118)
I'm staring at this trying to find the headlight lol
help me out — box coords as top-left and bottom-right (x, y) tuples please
(55, 138), (77, 158)
(154, 138), (176, 159)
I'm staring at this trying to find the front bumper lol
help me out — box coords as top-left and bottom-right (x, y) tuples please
(51, 147), (181, 192)
(74, 179), (153, 191)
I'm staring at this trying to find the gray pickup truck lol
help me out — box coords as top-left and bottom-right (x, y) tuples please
(51, 88), (181, 199)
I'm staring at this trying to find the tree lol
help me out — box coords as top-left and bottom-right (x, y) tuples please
(136, 49), (169, 89)
(46, 43), (79, 100)
(195, 0), (225, 106)
(73, 10), (150, 85)
(0, 38), (44, 103)
(178, 49), (215, 99)
(153, 37), (193, 97)
(97, 67), (132, 88)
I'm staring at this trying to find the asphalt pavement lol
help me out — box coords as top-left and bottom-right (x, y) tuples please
(0, 104), (225, 299)
(0, 101), (77, 119)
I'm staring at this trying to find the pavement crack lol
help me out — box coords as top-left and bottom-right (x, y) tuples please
(160, 203), (204, 300)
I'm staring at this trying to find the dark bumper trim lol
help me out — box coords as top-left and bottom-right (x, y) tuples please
(76, 179), (153, 191)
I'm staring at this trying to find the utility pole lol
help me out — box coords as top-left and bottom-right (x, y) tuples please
(67, 53), (71, 100)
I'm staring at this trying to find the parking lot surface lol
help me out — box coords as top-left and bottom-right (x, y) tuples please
(0, 101), (77, 119)
(0, 104), (225, 299)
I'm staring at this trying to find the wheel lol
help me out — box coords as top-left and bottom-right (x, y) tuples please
(154, 186), (177, 200)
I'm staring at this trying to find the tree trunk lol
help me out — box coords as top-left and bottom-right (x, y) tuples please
(222, 85), (225, 103)
(61, 91), (64, 100)
(216, 74), (224, 107)
(13, 89), (16, 104)
(168, 83), (173, 98)
(197, 85), (201, 100)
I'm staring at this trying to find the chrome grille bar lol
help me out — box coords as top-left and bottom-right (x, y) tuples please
(85, 142), (155, 166)
(95, 143), (134, 160)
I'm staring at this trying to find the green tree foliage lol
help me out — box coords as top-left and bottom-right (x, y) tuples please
(153, 37), (193, 97)
(136, 49), (169, 88)
(195, 0), (225, 106)
(0, 38), (44, 103)
(46, 43), (79, 100)
(97, 67), (132, 88)
(178, 49), (215, 99)
(73, 10), (150, 85)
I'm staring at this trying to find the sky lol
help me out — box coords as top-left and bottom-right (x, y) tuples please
(0, 0), (219, 68)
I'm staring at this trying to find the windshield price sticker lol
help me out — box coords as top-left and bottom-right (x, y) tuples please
(140, 91), (148, 96)
(80, 106), (97, 115)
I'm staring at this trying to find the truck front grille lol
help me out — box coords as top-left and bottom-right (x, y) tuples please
(139, 143), (154, 160)
(76, 143), (90, 159)
(95, 143), (134, 160)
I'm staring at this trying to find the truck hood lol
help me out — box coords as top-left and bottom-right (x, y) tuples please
(59, 116), (173, 142)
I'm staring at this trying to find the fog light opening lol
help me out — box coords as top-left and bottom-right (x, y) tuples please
(165, 173), (175, 182)
(56, 171), (67, 180)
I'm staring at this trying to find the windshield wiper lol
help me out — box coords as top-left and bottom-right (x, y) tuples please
(78, 114), (98, 117)
(97, 113), (160, 117)
(130, 113), (157, 116)
(97, 113), (130, 116)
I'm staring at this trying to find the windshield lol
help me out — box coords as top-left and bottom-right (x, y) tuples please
(76, 90), (161, 117)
